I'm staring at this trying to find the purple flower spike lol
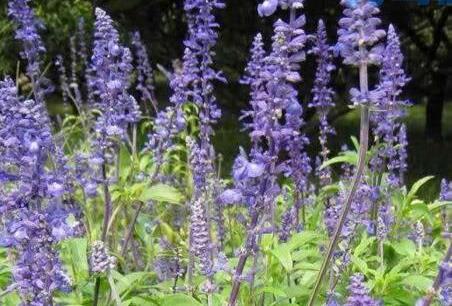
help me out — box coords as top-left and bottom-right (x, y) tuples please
(337, 0), (386, 66)
(190, 195), (213, 276)
(131, 31), (157, 112)
(0, 76), (79, 305)
(308, 19), (336, 186)
(345, 273), (379, 306)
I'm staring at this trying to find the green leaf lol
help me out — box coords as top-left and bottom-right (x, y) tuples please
(288, 231), (323, 251)
(256, 286), (288, 298)
(409, 202), (433, 224)
(350, 136), (359, 151)
(270, 246), (293, 272)
(62, 238), (89, 281)
(158, 221), (177, 243)
(319, 184), (340, 196)
(160, 294), (203, 306)
(140, 184), (183, 204)
(320, 152), (357, 169)
(402, 275), (433, 292)
(110, 271), (150, 296)
(406, 176), (434, 201)
(353, 234), (376, 258)
(351, 255), (369, 273)
(429, 200), (452, 211)
(392, 239), (416, 257)
(108, 274), (122, 305)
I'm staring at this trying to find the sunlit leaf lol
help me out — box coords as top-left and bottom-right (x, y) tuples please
(140, 184), (183, 204)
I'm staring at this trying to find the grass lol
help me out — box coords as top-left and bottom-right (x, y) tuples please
(213, 103), (452, 201)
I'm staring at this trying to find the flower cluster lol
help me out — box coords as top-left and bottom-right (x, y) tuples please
(338, 0), (386, 108)
(91, 8), (140, 132)
(257, 0), (304, 17)
(0, 77), (77, 304)
(131, 31), (157, 112)
(309, 19), (336, 186)
(11, 211), (73, 305)
(345, 273), (379, 306)
(337, 0), (386, 67)
(81, 8), (141, 192)
(154, 238), (185, 281)
(371, 24), (410, 187)
(189, 194), (213, 276)
(8, 0), (53, 105)
(183, 0), (226, 142)
(89, 240), (116, 274)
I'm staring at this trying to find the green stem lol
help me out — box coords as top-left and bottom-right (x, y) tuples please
(308, 61), (370, 305)
(94, 161), (113, 306)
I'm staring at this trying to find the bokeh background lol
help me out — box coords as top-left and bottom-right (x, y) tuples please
(0, 0), (450, 198)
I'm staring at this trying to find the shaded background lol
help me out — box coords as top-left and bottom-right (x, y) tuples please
(0, 0), (451, 198)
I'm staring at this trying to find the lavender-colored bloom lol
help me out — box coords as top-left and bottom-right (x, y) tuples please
(232, 147), (265, 181)
(326, 181), (373, 238)
(0, 78), (76, 304)
(337, 0), (386, 67)
(90, 8), (140, 130)
(374, 25), (409, 110)
(8, 0), (53, 105)
(376, 202), (393, 240)
(279, 207), (295, 242)
(371, 25), (409, 187)
(337, 0), (385, 107)
(8, 0), (54, 124)
(89, 240), (116, 274)
(131, 31), (157, 112)
(412, 220), (425, 249)
(440, 286), (452, 306)
(11, 210), (72, 304)
(308, 19), (336, 186)
(154, 238), (185, 281)
(55, 55), (70, 105)
(240, 33), (267, 148)
(219, 148), (265, 209)
(270, 13), (311, 196)
(326, 295), (342, 306)
(394, 124), (408, 184)
(345, 273), (379, 306)
(189, 195), (213, 276)
(187, 137), (215, 191)
(84, 8), (141, 191)
(219, 189), (243, 204)
(440, 179), (452, 201)
(257, 0), (278, 17)
(145, 107), (185, 178)
(8, 0), (45, 76)
(183, 0), (226, 143)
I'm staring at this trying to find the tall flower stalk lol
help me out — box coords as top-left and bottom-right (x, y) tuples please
(227, 1), (308, 304)
(8, 0), (53, 108)
(0, 77), (77, 305)
(308, 19), (336, 187)
(181, 0), (225, 290)
(371, 24), (410, 188)
(131, 31), (158, 114)
(88, 8), (140, 305)
(308, 0), (386, 303)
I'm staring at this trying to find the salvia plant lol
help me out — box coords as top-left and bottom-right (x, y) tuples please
(0, 0), (450, 305)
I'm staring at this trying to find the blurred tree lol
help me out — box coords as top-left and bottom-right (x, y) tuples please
(383, 4), (451, 142)
(0, 0), (450, 141)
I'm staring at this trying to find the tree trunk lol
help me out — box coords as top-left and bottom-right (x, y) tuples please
(425, 72), (446, 142)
